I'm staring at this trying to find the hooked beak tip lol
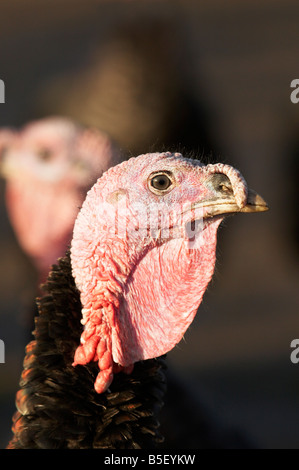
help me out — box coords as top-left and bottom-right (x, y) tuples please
(241, 189), (269, 213)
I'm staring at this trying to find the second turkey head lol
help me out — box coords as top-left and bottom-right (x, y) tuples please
(0, 117), (122, 283)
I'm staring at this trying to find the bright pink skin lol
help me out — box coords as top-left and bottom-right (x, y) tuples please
(71, 151), (248, 393)
(0, 117), (122, 283)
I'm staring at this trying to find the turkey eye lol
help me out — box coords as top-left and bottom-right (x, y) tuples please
(150, 173), (172, 192)
(37, 148), (52, 161)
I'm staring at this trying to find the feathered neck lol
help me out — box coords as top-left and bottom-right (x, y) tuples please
(8, 252), (167, 449)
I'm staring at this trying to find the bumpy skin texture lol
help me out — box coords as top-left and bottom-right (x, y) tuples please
(8, 253), (166, 449)
(0, 117), (122, 283)
(71, 152), (248, 394)
(8, 151), (259, 449)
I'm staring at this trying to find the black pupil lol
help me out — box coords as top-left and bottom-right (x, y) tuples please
(38, 148), (52, 161)
(151, 174), (171, 190)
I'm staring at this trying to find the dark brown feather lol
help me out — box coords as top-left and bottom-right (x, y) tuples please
(8, 252), (166, 449)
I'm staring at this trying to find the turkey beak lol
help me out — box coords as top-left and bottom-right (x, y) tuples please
(240, 188), (269, 213)
(194, 188), (269, 218)
(198, 171), (269, 218)
(0, 154), (10, 177)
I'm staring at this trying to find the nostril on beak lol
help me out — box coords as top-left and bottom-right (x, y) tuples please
(218, 181), (233, 194)
(204, 163), (249, 208)
(208, 174), (234, 196)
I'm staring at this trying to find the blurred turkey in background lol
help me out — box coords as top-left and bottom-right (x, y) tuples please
(0, 116), (123, 286)
(0, 0), (299, 449)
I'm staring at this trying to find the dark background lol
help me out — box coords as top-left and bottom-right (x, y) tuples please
(0, 0), (299, 449)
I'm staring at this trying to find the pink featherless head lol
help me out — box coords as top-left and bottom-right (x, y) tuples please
(71, 151), (267, 393)
(0, 117), (123, 283)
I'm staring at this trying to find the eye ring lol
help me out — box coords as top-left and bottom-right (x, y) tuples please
(148, 172), (174, 193)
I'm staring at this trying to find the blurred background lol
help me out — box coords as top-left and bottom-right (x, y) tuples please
(0, 0), (299, 449)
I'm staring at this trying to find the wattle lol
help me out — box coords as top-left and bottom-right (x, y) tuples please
(112, 219), (221, 366)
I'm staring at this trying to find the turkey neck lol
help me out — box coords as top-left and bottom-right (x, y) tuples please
(8, 252), (166, 449)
